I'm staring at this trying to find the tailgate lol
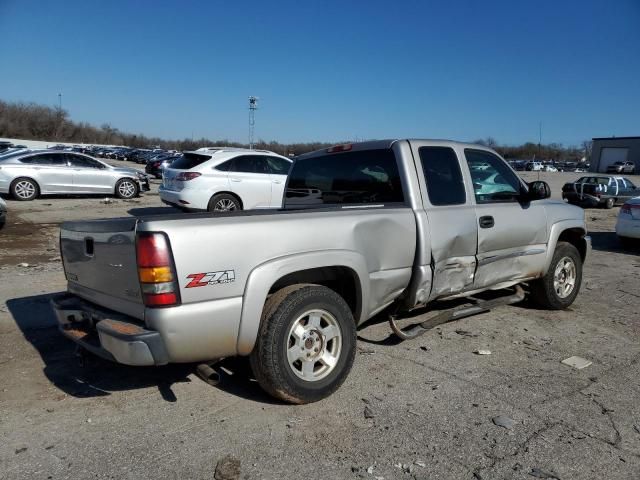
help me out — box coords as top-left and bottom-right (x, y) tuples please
(60, 217), (144, 318)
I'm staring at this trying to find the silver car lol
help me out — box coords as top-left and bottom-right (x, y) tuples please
(0, 150), (150, 201)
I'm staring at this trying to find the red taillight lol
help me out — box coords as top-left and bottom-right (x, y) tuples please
(327, 144), (352, 153)
(137, 233), (170, 267)
(176, 172), (201, 181)
(136, 233), (179, 307)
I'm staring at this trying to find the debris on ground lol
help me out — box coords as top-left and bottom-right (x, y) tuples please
(414, 460), (426, 468)
(561, 356), (592, 370)
(529, 467), (560, 479)
(364, 406), (375, 419)
(366, 465), (374, 474)
(17, 263), (29, 268)
(358, 347), (376, 355)
(214, 455), (241, 480)
(634, 425), (640, 434)
(419, 345), (429, 351)
(474, 349), (492, 355)
(492, 415), (515, 430)
(456, 329), (478, 337)
(14, 447), (27, 454)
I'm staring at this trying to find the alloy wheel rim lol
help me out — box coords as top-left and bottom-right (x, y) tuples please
(118, 181), (136, 198)
(15, 181), (35, 199)
(286, 309), (342, 382)
(214, 199), (237, 211)
(553, 256), (577, 299)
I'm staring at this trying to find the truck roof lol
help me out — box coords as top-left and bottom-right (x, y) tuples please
(297, 139), (495, 160)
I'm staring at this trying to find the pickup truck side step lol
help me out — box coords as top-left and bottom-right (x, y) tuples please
(389, 286), (525, 341)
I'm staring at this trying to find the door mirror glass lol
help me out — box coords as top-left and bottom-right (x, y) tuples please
(527, 181), (551, 200)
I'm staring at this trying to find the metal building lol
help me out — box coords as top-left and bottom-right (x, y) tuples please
(590, 136), (640, 173)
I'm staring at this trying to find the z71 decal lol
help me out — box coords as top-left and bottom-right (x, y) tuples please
(185, 270), (236, 288)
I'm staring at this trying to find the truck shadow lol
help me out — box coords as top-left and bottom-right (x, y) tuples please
(6, 292), (279, 404)
(7, 293), (193, 403)
(589, 231), (639, 256)
(127, 206), (183, 217)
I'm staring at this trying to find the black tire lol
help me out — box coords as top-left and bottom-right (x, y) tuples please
(604, 197), (615, 209)
(207, 193), (241, 212)
(529, 241), (582, 310)
(249, 284), (357, 404)
(114, 178), (139, 199)
(10, 177), (39, 201)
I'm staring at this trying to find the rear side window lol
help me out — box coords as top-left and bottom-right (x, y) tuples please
(19, 154), (67, 166)
(285, 149), (404, 207)
(419, 147), (466, 206)
(171, 152), (212, 170)
(226, 155), (270, 174)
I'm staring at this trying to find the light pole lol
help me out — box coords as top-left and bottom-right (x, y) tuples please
(248, 96), (258, 149)
(58, 93), (62, 111)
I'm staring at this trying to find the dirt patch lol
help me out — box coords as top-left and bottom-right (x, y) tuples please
(0, 218), (59, 266)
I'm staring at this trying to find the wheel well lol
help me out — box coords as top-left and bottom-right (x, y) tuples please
(269, 266), (362, 322)
(210, 191), (243, 209)
(558, 228), (587, 261)
(11, 177), (40, 193)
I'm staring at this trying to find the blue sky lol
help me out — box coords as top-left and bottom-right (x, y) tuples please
(1, 0), (638, 146)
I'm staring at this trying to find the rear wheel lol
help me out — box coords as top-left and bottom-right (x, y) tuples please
(11, 177), (39, 201)
(207, 193), (241, 212)
(604, 197), (615, 209)
(250, 284), (357, 404)
(530, 241), (582, 310)
(114, 178), (139, 199)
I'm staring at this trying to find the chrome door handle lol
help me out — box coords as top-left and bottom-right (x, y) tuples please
(230, 178), (241, 182)
(272, 180), (282, 184)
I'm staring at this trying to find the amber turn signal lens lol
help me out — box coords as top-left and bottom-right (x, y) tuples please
(138, 266), (173, 283)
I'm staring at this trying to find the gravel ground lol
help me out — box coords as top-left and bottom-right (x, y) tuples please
(1, 168), (639, 480)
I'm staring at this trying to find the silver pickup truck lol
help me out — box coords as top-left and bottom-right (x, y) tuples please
(53, 140), (590, 403)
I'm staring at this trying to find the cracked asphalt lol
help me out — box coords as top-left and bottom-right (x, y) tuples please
(1, 171), (639, 479)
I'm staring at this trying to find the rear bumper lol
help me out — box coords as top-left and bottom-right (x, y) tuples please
(52, 293), (168, 366)
(159, 187), (207, 211)
(616, 218), (640, 239)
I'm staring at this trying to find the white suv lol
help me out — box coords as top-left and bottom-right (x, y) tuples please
(159, 148), (292, 211)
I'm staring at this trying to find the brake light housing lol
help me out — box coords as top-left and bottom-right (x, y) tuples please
(327, 144), (352, 153)
(136, 232), (180, 307)
(176, 172), (202, 181)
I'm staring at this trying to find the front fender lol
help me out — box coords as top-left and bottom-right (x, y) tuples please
(235, 250), (369, 356)
(543, 220), (588, 274)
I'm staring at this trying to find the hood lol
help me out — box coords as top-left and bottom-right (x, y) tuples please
(109, 166), (145, 176)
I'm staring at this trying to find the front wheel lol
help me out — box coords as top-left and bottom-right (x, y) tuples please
(11, 177), (39, 201)
(250, 284), (357, 404)
(114, 178), (139, 199)
(529, 241), (582, 310)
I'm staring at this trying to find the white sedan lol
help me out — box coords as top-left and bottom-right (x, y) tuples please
(616, 197), (640, 246)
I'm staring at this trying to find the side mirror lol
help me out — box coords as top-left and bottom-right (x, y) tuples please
(527, 181), (551, 201)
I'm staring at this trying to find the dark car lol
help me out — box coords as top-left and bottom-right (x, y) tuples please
(562, 176), (640, 209)
(145, 154), (181, 179)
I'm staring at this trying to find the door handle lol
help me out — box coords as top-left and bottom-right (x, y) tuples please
(230, 178), (241, 182)
(479, 216), (494, 229)
(272, 180), (282, 184)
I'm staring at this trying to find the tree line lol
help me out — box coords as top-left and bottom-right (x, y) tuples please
(0, 99), (590, 159)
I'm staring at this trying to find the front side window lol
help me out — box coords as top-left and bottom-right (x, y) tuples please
(419, 147), (466, 206)
(67, 155), (102, 168)
(285, 149), (404, 206)
(465, 149), (522, 203)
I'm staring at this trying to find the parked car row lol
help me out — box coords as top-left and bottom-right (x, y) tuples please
(508, 159), (590, 172)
